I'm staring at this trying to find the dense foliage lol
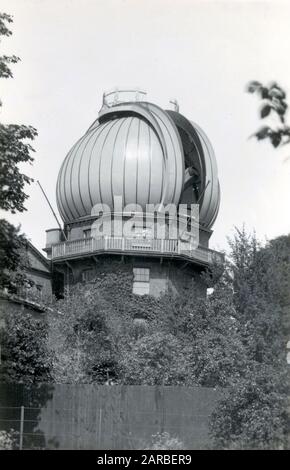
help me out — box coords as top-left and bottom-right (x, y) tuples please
(1, 229), (289, 448)
(0, 12), (37, 292)
(0, 310), (52, 383)
(0, 220), (32, 293)
(0, 122), (37, 213)
(210, 228), (290, 449)
(211, 365), (288, 450)
(45, 260), (247, 389)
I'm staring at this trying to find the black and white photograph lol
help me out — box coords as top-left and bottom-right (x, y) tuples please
(0, 0), (289, 454)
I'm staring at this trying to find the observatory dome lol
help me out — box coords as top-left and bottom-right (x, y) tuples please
(56, 91), (220, 228)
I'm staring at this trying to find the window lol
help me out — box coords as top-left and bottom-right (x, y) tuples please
(83, 229), (91, 238)
(82, 269), (95, 282)
(133, 267), (150, 295)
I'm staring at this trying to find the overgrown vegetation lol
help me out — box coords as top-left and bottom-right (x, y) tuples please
(0, 221), (33, 293)
(0, 310), (52, 383)
(45, 256), (249, 389)
(1, 228), (289, 449)
(210, 229), (290, 449)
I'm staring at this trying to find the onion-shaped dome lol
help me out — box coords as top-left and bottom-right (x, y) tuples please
(56, 92), (220, 229)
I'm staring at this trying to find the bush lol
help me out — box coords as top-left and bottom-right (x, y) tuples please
(144, 432), (184, 450)
(0, 310), (52, 383)
(210, 365), (289, 449)
(120, 332), (188, 385)
(0, 429), (17, 450)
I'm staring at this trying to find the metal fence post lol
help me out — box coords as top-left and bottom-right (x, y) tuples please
(19, 406), (24, 450)
(98, 408), (102, 449)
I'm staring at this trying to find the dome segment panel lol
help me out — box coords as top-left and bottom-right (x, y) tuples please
(123, 117), (140, 206)
(66, 137), (87, 220)
(78, 122), (112, 215)
(88, 119), (120, 213)
(111, 117), (135, 207)
(121, 117), (165, 207)
(149, 111), (176, 205)
(148, 125), (164, 205)
(56, 142), (75, 222)
(136, 119), (152, 207)
(56, 155), (70, 222)
(70, 127), (102, 217)
(138, 102), (185, 208)
(99, 117), (128, 209)
(191, 121), (220, 228)
(57, 135), (86, 221)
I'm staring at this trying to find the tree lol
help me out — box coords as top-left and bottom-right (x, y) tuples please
(210, 365), (289, 449)
(228, 227), (286, 364)
(259, 235), (290, 336)
(0, 13), (19, 82)
(247, 80), (290, 150)
(210, 228), (290, 449)
(0, 309), (52, 383)
(0, 122), (37, 213)
(173, 280), (247, 388)
(0, 220), (33, 293)
(0, 12), (37, 292)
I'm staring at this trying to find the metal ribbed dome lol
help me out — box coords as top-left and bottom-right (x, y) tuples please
(56, 95), (220, 229)
(57, 117), (167, 221)
(56, 102), (185, 222)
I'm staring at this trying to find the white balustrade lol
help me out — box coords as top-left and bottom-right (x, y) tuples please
(51, 236), (223, 265)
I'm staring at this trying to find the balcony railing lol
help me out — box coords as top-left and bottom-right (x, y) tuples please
(102, 89), (147, 108)
(51, 237), (223, 266)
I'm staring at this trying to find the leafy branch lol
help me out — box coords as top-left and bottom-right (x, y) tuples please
(247, 80), (290, 149)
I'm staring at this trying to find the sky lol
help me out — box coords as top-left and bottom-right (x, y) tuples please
(0, 0), (290, 253)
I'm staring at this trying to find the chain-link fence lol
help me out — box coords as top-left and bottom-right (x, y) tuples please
(0, 405), (215, 450)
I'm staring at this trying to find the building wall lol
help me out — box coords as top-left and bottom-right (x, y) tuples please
(0, 297), (45, 328)
(27, 250), (50, 274)
(22, 243), (52, 299)
(54, 254), (206, 298)
(26, 272), (52, 298)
